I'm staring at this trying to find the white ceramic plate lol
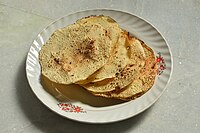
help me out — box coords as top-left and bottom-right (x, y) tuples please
(26, 9), (173, 124)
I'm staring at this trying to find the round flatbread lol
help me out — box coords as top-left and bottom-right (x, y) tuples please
(76, 15), (122, 84)
(94, 41), (157, 100)
(78, 31), (132, 84)
(39, 22), (113, 84)
(81, 36), (146, 93)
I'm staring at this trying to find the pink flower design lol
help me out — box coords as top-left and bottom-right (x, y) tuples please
(58, 103), (86, 113)
(74, 107), (81, 112)
(156, 52), (166, 75)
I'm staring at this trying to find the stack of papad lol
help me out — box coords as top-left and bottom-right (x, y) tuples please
(39, 15), (157, 101)
(39, 16), (121, 84)
(93, 41), (157, 100)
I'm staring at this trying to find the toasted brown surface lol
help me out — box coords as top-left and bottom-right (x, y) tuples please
(81, 36), (146, 93)
(39, 22), (113, 84)
(93, 41), (157, 100)
(75, 15), (122, 84)
(77, 31), (136, 84)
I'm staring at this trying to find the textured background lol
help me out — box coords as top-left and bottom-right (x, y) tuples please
(0, 0), (200, 132)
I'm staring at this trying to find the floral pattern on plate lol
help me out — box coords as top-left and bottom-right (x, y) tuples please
(58, 103), (86, 113)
